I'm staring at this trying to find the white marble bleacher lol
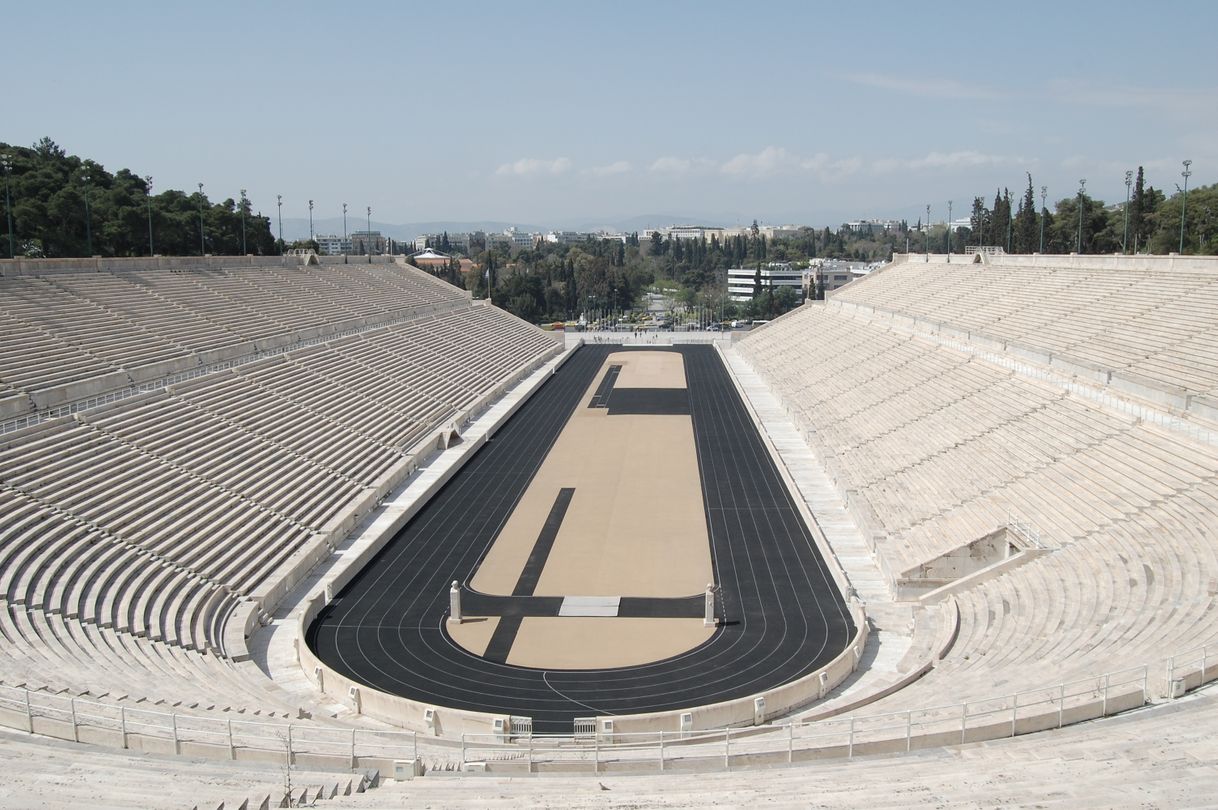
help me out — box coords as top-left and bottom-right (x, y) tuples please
(83, 390), (364, 533)
(739, 257), (1218, 740)
(834, 258), (1218, 397)
(243, 346), (443, 452)
(125, 269), (290, 344)
(858, 484), (1218, 717)
(157, 267), (323, 334)
(327, 333), (464, 417)
(0, 260), (562, 746)
(0, 311), (114, 393)
(738, 297), (1218, 581)
(167, 370), (404, 485)
(0, 262), (472, 416)
(0, 725), (378, 810)
(0, 413), (314, 600)
(0, 277), (186, 371)
(46, 273), (238, 355)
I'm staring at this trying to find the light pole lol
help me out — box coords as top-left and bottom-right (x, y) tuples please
(1180, 159), (1193, 253)
(366, 206), (372, 261)
(308, 199), (314, 242)
(1039, 185), (1047, 253)
(925, 204), (930, 261)
(947, 200), (953, 261)
(81, 171), (93, 257)
(2, 153), (14, 259)
(198, 182), (206, 256)
(239, 189), (248, 255)
(1076, 179), (1086, 254)
(1122, 171), (1133, 254)
(342, 203), (348, 254)
(276, 194), (283, 251)
(145, 175), (154, 256)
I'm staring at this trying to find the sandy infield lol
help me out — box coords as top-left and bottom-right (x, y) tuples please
(451, 350), (715, 667)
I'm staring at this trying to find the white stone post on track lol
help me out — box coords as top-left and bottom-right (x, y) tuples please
(704, 583), (717, 627)
(449, 580), (462, 624)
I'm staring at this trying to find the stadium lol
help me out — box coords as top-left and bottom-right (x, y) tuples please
(1, 249), (1218, 808)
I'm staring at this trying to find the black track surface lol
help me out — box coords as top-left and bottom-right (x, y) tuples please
(306, 345), (854, 732)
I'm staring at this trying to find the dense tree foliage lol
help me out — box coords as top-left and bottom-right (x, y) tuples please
(0, 138), (276, 258)
(954, 168), (1213, 257)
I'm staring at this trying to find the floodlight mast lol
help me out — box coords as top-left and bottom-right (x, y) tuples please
(145, 175), (154, 255)
(1123, 171), (1133, 254)
(1180, 160), (1193, 253)
(198, 182), (206, 256)
(2, 153), (15, 259)
(1039, 186), (1047, 253)
(947, 200), (953, 262)
(82, 170), (93, 256)
(925, 204), (930, 261)
(1076, 179), (1086, 254)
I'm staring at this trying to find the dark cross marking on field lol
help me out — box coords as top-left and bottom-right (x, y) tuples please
(482, 487), (575, 663)
(476, 485), (705, 664)
(463, 593), (704, 619)
(605, 387), (690, 416)
(588, 365), (622, 408)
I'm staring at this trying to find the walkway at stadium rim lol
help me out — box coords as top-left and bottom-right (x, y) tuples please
(306, 345), (855, 733)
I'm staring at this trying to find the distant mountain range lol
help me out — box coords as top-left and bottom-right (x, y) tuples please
(277, 214), (749, 243)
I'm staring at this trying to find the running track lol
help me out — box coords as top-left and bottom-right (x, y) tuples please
(306, 345), (854, 732)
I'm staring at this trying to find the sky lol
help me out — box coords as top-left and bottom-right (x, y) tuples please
(6, 0), (1217, 232)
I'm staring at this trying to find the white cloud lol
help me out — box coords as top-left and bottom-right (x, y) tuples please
(584, 160), (632, 176)
(798, 152), (863, 180)
(1047, 78), (1218, 118)
(648, 156), (715, 174)
(872, 150), (1026, 174)
(721, 146), (794, 177)
(843, 72), (1000, 101)
(715, 146), (861, 181)
(495, 157), (572, 177)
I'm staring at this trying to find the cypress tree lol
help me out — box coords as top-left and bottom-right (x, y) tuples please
(1015, 174), (1038, 254)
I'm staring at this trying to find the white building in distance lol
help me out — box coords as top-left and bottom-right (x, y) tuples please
(806, 259), (873, 297)
(727, 262), (804, 302)
(350, 231), (386, 255)
(314, 234), (352, 255)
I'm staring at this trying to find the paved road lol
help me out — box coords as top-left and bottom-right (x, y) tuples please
(306, 345), (854, 732)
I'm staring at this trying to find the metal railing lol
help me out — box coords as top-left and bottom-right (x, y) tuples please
(1006, 514), (1044, 549)
(0, 660), (1175, 774)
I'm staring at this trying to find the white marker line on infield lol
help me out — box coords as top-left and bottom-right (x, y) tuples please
(558, 596), (621, 617)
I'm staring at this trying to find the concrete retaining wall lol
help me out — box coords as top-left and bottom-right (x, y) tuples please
(604, 601), (867, 737)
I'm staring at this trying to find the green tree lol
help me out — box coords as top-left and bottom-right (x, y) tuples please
(1148, 183), (1217, 255)
(1013, 174), (1038, 254)
(0, 137), (276, 258)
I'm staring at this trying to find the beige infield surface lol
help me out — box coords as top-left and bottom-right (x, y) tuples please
(450, 350), (715, 668)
